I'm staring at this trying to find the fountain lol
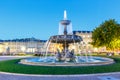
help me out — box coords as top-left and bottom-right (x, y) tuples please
(20, 10), (114, 66)
(48, 10), (82, 62)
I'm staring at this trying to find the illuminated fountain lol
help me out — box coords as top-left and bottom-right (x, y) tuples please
(46, 10), (82, 62)
(20, 10), (114, 66)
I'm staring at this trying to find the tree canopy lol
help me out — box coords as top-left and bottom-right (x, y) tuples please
(92, 19), (120, 51)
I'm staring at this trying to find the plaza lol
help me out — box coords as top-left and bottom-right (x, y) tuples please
(0, 0), (120, 80)
(0, 10), (119, 79)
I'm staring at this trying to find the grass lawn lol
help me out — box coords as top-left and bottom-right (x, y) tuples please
(0, 56), (120, 75)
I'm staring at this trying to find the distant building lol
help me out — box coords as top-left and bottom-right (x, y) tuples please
(0, 31), (107, 55)
(73, 31), (106, 53)
(0, 38), (46, 55)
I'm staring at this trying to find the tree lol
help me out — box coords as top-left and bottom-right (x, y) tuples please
(108, 38), (120, 51)
(92, 19), (120, 51)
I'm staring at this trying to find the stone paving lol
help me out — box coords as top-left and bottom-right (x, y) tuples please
(0, 56), (120, 80)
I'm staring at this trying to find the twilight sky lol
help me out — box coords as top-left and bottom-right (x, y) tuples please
(0, 0), (120, 40)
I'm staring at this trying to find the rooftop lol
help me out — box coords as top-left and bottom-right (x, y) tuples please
(0, 38), (46, 42)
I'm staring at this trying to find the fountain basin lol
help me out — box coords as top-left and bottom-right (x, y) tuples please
(19, 56), (114, 66)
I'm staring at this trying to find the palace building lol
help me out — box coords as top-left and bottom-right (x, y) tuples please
(0, 38), (46, 55)
(73, 31), (106, 53)
(0, 31), (107, 55)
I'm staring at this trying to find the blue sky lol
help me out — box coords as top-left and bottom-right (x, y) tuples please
(0, 0), (120, 40)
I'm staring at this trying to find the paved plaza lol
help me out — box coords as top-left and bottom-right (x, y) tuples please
(0, 56), (120, 80)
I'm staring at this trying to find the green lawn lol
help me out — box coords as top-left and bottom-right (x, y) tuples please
(0, 57), (120, 75)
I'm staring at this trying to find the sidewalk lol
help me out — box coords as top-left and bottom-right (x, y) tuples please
(0, 72), (120, 80)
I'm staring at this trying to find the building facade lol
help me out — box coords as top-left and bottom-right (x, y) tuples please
(0, 31), (107, 55)
(0, 38), (46, 55)
(73, 31), (106, 53)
